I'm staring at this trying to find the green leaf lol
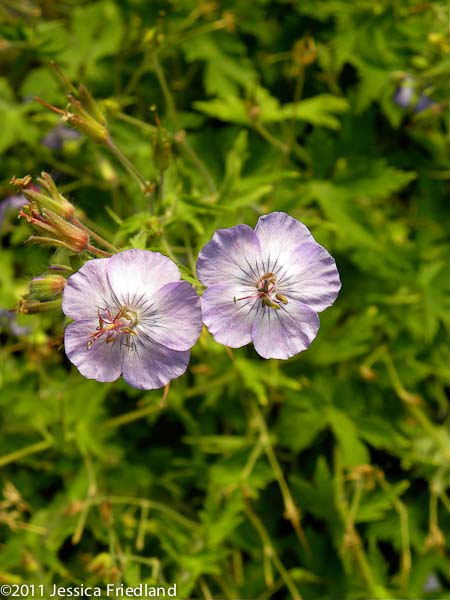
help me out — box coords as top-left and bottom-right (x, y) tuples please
(181, 34), (257, 97)
(356, 481), (409, 523)
(194, 88), (348, 129)
(327, 407), (370, 467)
(291, 457), (338, 522)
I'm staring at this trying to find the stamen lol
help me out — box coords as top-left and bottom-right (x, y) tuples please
(275, 293), (288, 305)
(262, 297), (281, 309)
(233, 271), (288, 310)
(87, 306), (137, 349)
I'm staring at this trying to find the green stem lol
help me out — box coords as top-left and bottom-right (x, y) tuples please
(106, 136), (154, 196)
(253, 121), (289, 154)
(92, 495), (198, 531)
(135, 504), (149, 551)
(0, 439), (52, 468)
(165, 18), (230, 48)
(152, 53), (178, 126)
(251, 400), (310, 556)
(86, 244), (112, 258)
(383, 351), (446, 451)
(185, 372), (235, 399)
(72, 217), (118, 253)
(152, 52), (217, 195)
(99, 402), (163, 430)
(334, 448), (387, 599)
(376, 473), (411, 590)
(286, 65), (305, 153)
(117, 111), (156, 132)
(438, 491), (450, 515)
(245, 504), (303, 600)
(175, 134), (218, 195)
(198, 577), (214, 600)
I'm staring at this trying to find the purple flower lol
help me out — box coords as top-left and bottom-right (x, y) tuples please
(197, 212), (341, 360)
(414, 94), (434, 113)
(42, 125), (81, 151)
(62, 249), (202, 389)
(393, 84), (414, 108)
(0, 310), (30, 337)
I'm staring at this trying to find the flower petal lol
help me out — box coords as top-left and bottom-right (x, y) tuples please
(251, 300), (320, 359)
(138, 281), (202, 351)
(106, 249), (180, 307)
(197, 224), (262, 287)
(201, 284), (259, 348)
(64, 318), (122, 382)
(62, 258), (112, 320)
(121, 338), (190, 390)
(254, 212), (313, 273)
(277, 241), (341, 312)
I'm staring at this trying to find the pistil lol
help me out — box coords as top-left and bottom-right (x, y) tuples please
(87, 306), (137, 349)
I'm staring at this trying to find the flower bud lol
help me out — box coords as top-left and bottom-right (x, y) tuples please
(78, 84), (107, 126)
(42, 209), (90, 252)
(29, 274), (66, 300)
(23, 188), (74, 220)
(37, 172), (75, 217)
(19, 204), (59, 236)
(63, 110), (109, 145)
(293, 36), (318, 66)
(17, 297), (62, 314)
(13, 172), (75, 220)
(20, 204), (90, 254)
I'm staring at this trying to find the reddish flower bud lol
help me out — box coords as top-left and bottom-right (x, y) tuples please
(42, 209), (90, 252)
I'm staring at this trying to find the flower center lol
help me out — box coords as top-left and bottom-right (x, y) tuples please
(87, 306), (137, 349)
(233, 272), (288, 309)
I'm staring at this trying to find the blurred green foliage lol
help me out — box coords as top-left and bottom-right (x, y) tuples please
(0, 1), (449, 598)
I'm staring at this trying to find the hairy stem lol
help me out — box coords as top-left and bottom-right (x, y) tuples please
(251, 400), (311, 556)
(106, 136), (154, 196)
(0, 439), (52, 468)
(152, 52), (217, 195)
(245, 503), (303, 600)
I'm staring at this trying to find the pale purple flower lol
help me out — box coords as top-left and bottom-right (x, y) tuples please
(393, 84), (414, 108)
(62, 249), (202, 389)
(197, 212), (341, 360)
(0, 194), (28, 228)
(393, 76), (435, 113)
(414, 94), (434, 113)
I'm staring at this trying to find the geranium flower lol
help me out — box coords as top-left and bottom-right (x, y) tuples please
(62, 249), (202, 389)
(197, 212), (341, 359)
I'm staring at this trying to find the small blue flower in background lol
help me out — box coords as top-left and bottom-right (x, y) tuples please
(0, 310), (30, 337)
(62, 249), (202, 389)
(0, 194), (28, 229)
(414, 95), (434, 113)
(42, 125), (81, 151)
(393, 78), (414, 108)
(197, 212), (341, 360)
(393, 76), (435, 113)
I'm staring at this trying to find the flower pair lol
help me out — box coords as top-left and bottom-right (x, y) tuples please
(63, 212), (341, 389)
